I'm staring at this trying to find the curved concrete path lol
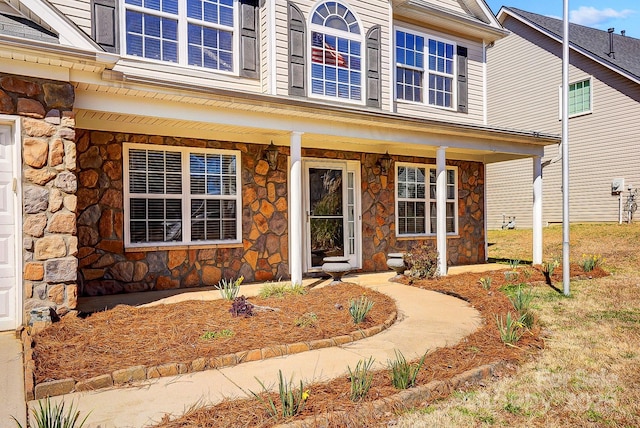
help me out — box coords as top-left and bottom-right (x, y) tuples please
(33, 272), (482, 428)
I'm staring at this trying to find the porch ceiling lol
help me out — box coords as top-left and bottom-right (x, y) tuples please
(74, 81), (558, 164)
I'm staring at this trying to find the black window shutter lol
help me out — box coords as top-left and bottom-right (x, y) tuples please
(457, 46), (468, 113)
(91, 0), (118, 53)
(288, 2), (306, 96)
(239, 0), (259, 79)
(366, 26), (382, 108)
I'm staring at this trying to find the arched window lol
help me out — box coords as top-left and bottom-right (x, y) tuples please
(309, 1), (362, 102)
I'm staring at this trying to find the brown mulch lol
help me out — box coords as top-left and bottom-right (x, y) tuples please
(32, 283), (396, 383)
(32, 264), (608, 427)
(153, 264), (608, 428)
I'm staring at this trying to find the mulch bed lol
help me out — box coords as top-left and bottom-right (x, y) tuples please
(32, 283), (396, 384)
(152, 264), (607, 427)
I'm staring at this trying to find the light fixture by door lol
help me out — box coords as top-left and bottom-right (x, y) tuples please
(377, 151), (392, 175)
(263, 141), (279, 171)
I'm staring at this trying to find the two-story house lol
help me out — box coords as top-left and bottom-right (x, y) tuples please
(0, 0), (557, 329)
(486, 7), (640, 229)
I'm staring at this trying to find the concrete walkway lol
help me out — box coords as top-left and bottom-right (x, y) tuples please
(33, 272), (483, 428)
(1, 331), (26, 427)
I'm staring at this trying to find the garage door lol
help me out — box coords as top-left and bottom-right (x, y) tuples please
(0, 124), (18, 331)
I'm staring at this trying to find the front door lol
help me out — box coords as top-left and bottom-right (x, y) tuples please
(0, 124), (18, 331)
(304, 160), (360, 271)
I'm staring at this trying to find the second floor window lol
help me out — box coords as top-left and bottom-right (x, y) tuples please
(310, 1), (362, 102)
(124, 0), (235, 72)
(396, 29), (456, 109)
(569, 79), (591, 116)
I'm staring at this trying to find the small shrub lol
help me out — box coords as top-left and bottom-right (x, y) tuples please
(580, 254), (602, 272)
(14, 397), (90, 428)
(496, 312), (523, 345)
(229, 296), (254, 317)
(478, 276), (492, 290)
(294, 312), (318, 328)
(200, 329), (234, 340)
(542, 259), (560, 277)
(347, 357), (375, 401)
(259, 281), (307, 299)
(216, 276), (243, 301)
(403, 243), (439, 279)
(251, 370), (309, 420)
(509, 285), (533, 314)
(349, 295), (374, 324)
(387, 350), (427, 390)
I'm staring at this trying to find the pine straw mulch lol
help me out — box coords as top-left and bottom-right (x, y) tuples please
(32, 283), (396, 384)
(154, 264), (608, 428)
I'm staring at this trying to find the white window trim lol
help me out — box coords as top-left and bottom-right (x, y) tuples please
(123, 143), (242, 248)
(558, 76), (593, 119)
(120, 0), (240, 75)
(394, 26), (458, 111)
(307, 0), (365, 105)
(395, 162), (458, 237)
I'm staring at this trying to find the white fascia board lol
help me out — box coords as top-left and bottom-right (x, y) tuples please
(498, 7), (640, 85)
(18, 0), (98, 50)
(74, 89), (546, 157)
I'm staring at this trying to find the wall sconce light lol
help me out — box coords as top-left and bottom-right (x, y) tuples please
(377, 151), (392, 175)
(263, 141), (279, 171)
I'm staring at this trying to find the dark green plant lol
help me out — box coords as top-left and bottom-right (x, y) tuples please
(509, 285), (533, 314)
(347, 357), (375, 401)
(251, 370), (309, 420)
(387, 350), (427, 390)
(349, 295), (374, 324)
(580, 254), (602, 272)
(508, 259), (520, 270)
(14, 397), (90, 428)
(403, 243), (439, 279)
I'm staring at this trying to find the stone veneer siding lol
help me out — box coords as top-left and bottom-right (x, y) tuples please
(78, 133), (484, 296)
(0, 73), (78, 317)
(76, 131), (290, 296)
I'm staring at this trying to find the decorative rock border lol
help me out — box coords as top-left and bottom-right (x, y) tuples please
(274, 361), (508, 428)
(24, 311), (397, 400)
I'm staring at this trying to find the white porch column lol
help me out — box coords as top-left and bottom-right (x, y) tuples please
(289, 132), (303, 284)
(436, 147), (448, 276)
(532, 156), (543, 265)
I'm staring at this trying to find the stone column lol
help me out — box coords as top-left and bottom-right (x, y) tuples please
(289, 132), (303, 284)
(0, 74), (77, 319)
(436, 147), (447, 276)
(532, 156), (543, 265)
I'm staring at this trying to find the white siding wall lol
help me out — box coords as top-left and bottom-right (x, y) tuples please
(260, 3), (269, 93)
(51, 0), (92, 35)
(487, 16), (640, 228)
(417, 0), (467, 15)
(394, 20), (485, 125)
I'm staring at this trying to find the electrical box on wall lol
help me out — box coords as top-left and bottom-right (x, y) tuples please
(612, 178), (625, 194)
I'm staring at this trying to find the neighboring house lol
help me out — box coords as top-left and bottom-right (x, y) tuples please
(0, 0), (557, 330)
(486, 7), (640, 229)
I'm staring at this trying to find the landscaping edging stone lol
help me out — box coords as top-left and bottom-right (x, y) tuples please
(274, 361), (508, 428)
(25, 311), (397, 399)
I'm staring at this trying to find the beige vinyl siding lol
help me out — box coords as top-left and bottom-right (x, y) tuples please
(487, 15), (640, 228)
(260, 3), (269, 93)
(52, 0), (91, 35)
(394, 21), (485, 124)
(415, 0), (468, 15)
(273, 0), (390, 108)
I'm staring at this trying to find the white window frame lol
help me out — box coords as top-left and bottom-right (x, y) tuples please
(123, 143), (242, 248)
(308, 0), (364, 105)
(395, 162), (458, 237)
(558, 77), (593, 119)
(394, 26), (457, 111)
(120, 0), (240, 75)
